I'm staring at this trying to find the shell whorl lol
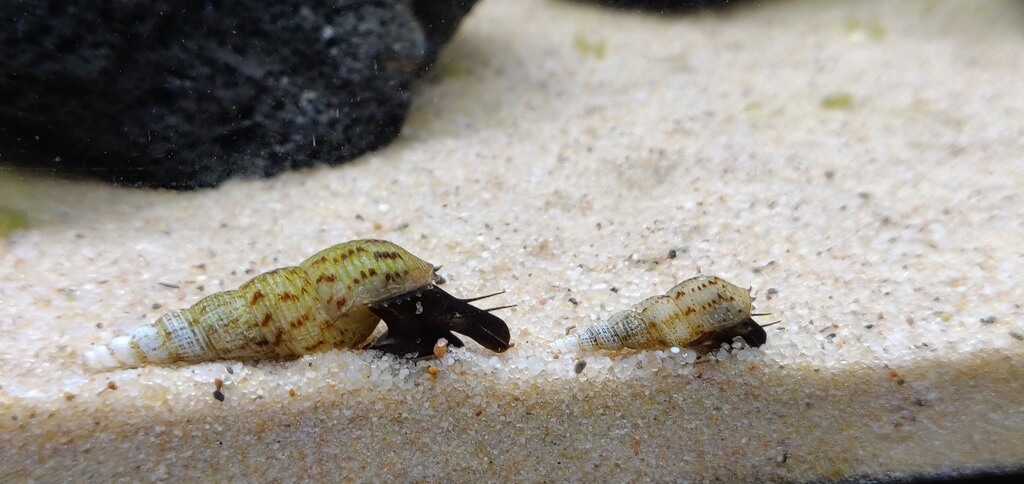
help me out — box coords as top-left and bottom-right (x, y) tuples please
(84, 239), (438, 370)
(552, 276), (754, 353)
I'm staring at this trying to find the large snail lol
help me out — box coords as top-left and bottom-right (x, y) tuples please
(552, 276), (771, 354)
(84, 239), (511, 370)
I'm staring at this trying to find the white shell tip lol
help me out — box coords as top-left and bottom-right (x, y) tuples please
(108, 335), (142, 366)
(551, 335), (581, 354)
(82, 346), (119, 370)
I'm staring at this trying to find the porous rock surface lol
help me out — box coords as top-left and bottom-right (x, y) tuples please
(0, 0), (476, 188)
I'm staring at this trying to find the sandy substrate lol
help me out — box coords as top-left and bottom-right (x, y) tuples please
(2, 0), (1023, 480)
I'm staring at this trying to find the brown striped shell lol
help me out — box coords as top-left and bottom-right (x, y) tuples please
(84, 239), (511, 370)
(552, 276), (767, 354)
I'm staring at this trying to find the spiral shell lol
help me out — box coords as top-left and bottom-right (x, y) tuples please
(552, 276), (767, 354)
(84, 239), (511, 370)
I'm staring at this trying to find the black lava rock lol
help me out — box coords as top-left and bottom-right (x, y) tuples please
(0, 0), (477, 189)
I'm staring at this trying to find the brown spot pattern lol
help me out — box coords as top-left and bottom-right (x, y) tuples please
(315, 274), (337, 284)
(95, 239), (438, 368)
(555, 275), (755, 352)
(272, 329), (285, 347)
(278, 292), (298, 302)
(302, 339), (328, 352)
(290, 313), (310, 329)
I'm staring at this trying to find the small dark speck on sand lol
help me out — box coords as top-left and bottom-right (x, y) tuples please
(574, 360), (587, 374)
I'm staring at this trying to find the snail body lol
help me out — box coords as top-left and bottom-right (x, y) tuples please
(84, 239), (511, 370)
(552, 276), (767, 354)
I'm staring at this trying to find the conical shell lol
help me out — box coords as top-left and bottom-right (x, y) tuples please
(552, 275), (754, 353)
(84, 239), (437, 369)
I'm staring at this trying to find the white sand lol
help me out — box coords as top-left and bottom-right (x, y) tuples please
(1, 0), (1022, 480)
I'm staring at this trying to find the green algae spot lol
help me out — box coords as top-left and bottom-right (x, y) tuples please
(845, 18), (888, 41)
(744, 102), (764, 114)
(0, 207), (29, 238)
(573, 34), (607, 59)
(821, 92), (853, 110)
(666, 57), (692, 73)
(434, 60), (467, 81)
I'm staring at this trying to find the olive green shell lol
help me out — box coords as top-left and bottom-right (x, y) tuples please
(84, 239), (438, 369)
(552, 276), (754, 353)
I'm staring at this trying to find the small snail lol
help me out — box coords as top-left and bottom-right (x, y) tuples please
(552, 276), (771, 354)
(84, 239), (511, 370)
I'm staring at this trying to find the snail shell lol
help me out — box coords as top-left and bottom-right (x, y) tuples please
(552, 275), (767, 354)
(84, 239), (511, 370)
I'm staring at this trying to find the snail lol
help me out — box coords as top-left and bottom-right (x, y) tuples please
(552, 275), (772, 354)
(83, 239), (511, 370)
